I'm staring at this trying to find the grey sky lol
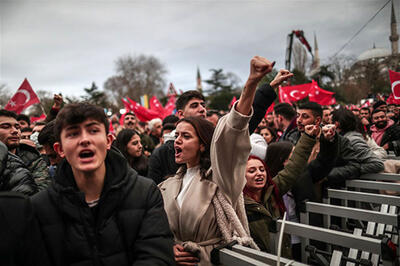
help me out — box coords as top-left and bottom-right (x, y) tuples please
(0, 0), (397, 101)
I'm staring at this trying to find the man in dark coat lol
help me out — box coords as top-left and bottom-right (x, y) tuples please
(32, 103), (174, 266)
(0, 109), (50, 190)
(0, 141), (37, 195)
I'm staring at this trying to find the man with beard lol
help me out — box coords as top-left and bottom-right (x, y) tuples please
(370, 109), (400, 155)
(0, 110), (49, 191)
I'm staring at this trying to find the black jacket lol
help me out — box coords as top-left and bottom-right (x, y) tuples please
(380, 123), (400, 155)
(148, 83), (277, 183)
(0, 142), (37, 196)
(326, 133), (384, 187)
(0, 192), (49, 266)
(16, 143), (50, 191)
(32, 148), (174, 266)
(147, 140), (180, 184)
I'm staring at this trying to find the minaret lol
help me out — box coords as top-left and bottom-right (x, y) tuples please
(390, 0), (399, 54)
(313, 33), (320, 69)
(310, 32), (320, 73)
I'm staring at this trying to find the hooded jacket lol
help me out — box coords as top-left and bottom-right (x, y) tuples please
(0, 142), (37, 196)
(32, 148), (174, 266)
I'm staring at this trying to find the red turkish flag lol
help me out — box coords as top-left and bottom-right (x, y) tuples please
(127, 97), (159, 122)
(149, 96), (165, 118)
(309, 80), (335, 105)
(279, 83), (311, 102)
(5, 79), (40, 114)
(389, 70), (400, 99)
(30, 113), (46, 124)
(266, 102), (275, 115)
(121, 98), (133, 111)
(164, 95), (176, 117)
(387, 93), (400, 104)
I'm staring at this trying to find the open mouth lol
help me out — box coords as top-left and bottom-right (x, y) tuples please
(255, 177), (264, 182)
(79, 150), (94, 159)
(175, 147), (182, 156)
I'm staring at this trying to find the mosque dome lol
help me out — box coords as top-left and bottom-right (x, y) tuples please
(357, 46), (391, 61)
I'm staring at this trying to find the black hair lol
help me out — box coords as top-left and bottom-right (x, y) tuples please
(371, 108), (386, 117)
(162, 115), (179, 126)
(298, 102), (323, 118)
(114, 129), (148, 176)
(0, 109), (17, 119)
(176, 90), (205, 111)
(273, 103), (296, 121)
(176, 116), (214, 178)
(38, 120), (56, 146)
(54, 103), (109, 142)
(161, 123), (176, 135)
(16, 114), (30, 126)
(259, 126), (278, 143)
(265, 141), (294, 178)
(360, 107), (370, 113)
(331, 108), (357, 133)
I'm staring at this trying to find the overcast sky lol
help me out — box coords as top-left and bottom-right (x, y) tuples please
(0, 0), (397, 100)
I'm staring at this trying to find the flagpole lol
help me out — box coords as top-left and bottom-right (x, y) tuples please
(39, 103), (47, 116)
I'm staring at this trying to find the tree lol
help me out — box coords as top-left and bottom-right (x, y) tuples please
(204, 69), (241, 94)
(104, 54), (167, 106)
(203, 68), (242, 110)
(81, 82), (108, 106)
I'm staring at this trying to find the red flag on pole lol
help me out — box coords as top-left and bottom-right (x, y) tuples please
(164, 95), (176, 117)
(149, 96), (165, 117)
(121, 98), (133, 111)
(127, 97), (159, 122)
(279, 83), (311, 102)
(389, 70), (400, 99)
(309, 80), (335, 105)
(5, 78), (40, 114)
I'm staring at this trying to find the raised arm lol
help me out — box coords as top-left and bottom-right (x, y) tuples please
(211, 56), (274, 205)
(248, 69), (293, 134)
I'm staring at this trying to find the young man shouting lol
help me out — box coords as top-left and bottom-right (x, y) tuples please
(32, 103), (174, 266)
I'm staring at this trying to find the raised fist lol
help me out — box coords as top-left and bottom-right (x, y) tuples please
(270, 69), (294, 89)
(322, 124), (336, 141)
(247, 56), (275, 84)
(305, 124), (320, 137)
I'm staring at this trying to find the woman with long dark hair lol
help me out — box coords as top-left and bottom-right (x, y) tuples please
(159, 56), (280, 265)
(243, 124), (338, 258)
(115, 129), (148, 176)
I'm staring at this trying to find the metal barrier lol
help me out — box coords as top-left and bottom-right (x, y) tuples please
(326, 189), (400, 207)
(360, 173), (400, 182)
(346, 179), (400, 192)
(210, 242), (307, 265)
(275, 220), (397, 266)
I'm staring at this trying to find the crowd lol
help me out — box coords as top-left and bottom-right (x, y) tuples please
(0, 55), (398, 265)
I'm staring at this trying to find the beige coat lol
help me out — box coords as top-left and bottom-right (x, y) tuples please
(159, 104), (252, 265)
